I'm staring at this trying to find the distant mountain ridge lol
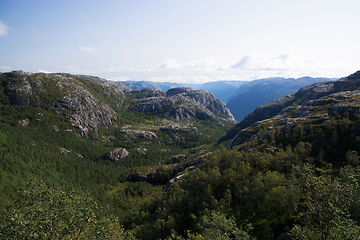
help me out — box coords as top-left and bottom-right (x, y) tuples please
(120, 81), (197, 92)
(228, 70), (360, 146)
(0, 71), (234, 138)
(121, 77), (337, 122)
(229, 70), (360, 149)
(226, 77), (337, 121)
(120, 80), (247, 103)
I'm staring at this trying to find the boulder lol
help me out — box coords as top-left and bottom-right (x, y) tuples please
(106, 148), (129, 161)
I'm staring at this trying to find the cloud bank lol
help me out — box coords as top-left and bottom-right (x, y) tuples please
(79, 45), (99, 55)
(158, 57), (229, 70)
(0, 20), (9, 36)
(57, 52), (358, 83)
(153, 52), (358, 81)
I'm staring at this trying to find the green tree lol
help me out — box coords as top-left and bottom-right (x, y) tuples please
(290, 164), (360, 239)
(196, 211), (255, 240)
(346, 150), (359, 166)
(1, 179), (135, 239)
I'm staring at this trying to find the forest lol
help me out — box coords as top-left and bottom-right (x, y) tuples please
(1, 71), (360, 239)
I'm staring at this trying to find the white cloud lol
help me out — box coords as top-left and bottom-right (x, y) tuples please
(186, 57), (230, 70)
(77, 53), (358, 83)
(158, 59), (183, 69)
(79, 45), (99, 55)
(66, 65), (98, 74)
(229, 52), (359, 79)
(108, 76), (130, 81)
(0, 19), (9, 36)
(157, 57), (230, 70)
(148, 75), (213, 84)
(232, 52), (294, 70)
(1, 66), (11, 70)
(38, 69), (52, 73)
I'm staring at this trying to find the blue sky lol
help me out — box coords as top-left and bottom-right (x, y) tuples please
(1, 0), (359, 83)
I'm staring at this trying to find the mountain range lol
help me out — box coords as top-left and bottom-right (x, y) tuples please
(120, 77), (337, 122)
(1, 70), (360, 239)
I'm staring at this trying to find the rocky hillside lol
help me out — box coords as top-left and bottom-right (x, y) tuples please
(120, 77), (335, 122)
(131, 87), (235, 122)
(2, 70), (360, 240)
(0, 70), (235, 209)
(78, 74), (132, 92)
(233, 71), (360, 131)
(226, 77), (336, 122)
(230, 70), (360, 150)
(1, 71), (125, 137)
(1, 71), (235, 138)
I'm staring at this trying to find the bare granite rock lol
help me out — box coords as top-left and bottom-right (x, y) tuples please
(57, 89), (117, 137)
(131, 87), (235, 122)
(1, 71), (125, 137)
(120, 129), (157, 140)
(106, 148), (129, 161)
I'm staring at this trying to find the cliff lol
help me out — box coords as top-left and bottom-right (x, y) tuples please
(1, 71), (125, 137)
(131, 87), (235, 122)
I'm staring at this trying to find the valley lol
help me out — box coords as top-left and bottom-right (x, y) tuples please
(1, 70), (360, 239)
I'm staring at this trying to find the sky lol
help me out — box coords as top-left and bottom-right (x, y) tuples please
(0, 0), (360, 84)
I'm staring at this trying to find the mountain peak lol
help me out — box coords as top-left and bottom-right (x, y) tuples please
(345, 70), (360, 81)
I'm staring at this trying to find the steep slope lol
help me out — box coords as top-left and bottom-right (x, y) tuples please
(226, 77), (335, 122)
(195, 80), (248, 103)
(1, 71), (125, 137)
(230, 89), (360, 150)
(131, 87), (235, 122)
(120, 77), (334, 121)
(233, 71), (360, 132)
(230, 70), (360, 149)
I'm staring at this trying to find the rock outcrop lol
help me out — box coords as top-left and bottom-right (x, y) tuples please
(128, 88), (166, 98)
(131, 87), (235, 122)
(120, 129), (157, 140)
(56, 89), (118, 137)
(1, 71), (125, 137)
(105, 148), (129, 161)
(230, 89), (360, 148)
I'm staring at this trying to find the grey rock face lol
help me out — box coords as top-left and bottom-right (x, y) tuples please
(120, 129), (157, 140)
(1, 71), (125, 137)
(132, 87), (235, 122)
(128, 88), (166, 98)
(57, 89), (117, 137)
(2, 72), (33, 105)
(106, 148), (129, 161)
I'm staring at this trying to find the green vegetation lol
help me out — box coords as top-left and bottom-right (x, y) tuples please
(1, 71), (360, 239)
